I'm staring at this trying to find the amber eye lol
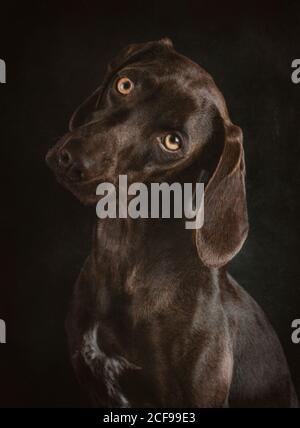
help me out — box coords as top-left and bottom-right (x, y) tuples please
(161, 134), (182, 151)
(116, 77), (134, 95)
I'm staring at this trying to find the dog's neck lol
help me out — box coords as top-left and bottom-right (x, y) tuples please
(90, 216), (224, 328)
(92, 216), (213, 294)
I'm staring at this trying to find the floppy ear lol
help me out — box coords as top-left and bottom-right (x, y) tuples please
(106, 42), (146, 73)
(69, 38), (174, 130)
(107, 37), (174, 73)
(69, 85), (103, 131)
(196, 121), (249, 268)
(69, 43), (145, 130)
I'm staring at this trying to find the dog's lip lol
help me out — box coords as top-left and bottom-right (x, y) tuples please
(56, 171), (98, 186)
(54, 168), (108, 188)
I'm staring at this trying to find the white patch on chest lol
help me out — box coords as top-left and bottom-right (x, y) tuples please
(81, 323), (139, 407)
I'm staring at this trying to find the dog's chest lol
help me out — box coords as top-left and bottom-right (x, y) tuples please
(81, 261), (193, 406)
(80, 322), (162, 407)
(80, 323), (133, 407)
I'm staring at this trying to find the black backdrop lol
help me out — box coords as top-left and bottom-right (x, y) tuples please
(0, 1), (299, 407)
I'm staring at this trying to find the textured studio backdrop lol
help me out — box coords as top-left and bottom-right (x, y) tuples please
(0, 1), (299, 406)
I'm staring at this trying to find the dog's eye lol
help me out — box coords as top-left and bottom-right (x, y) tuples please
(161, 134), (182, 152)
(116, 77), (134, 95)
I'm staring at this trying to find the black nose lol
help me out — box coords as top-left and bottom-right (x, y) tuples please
(59, 149), (72, 167)
(57, 148), (86, 181)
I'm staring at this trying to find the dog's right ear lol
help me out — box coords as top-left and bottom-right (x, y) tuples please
(69, 39), (174, 130)
(69, 85), (103, 131)
(107, 42), (147, 73)
(69, 42), (149, 130)
(69, 42), (152, 131)
(107, 38), (174, 74)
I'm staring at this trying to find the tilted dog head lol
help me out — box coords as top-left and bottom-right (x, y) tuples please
(46, 38), (248, 267)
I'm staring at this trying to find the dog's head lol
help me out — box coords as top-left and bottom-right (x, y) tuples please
(46, 38), (248, 267)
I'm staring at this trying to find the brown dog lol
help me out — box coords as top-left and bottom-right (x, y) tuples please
(46, 38), (298, 407)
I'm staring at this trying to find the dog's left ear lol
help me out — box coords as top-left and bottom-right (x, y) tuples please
(196, 121), (249, 268)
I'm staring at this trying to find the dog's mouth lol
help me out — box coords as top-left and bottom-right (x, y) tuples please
(54, 172), (103, 205)
(56, 169), (105, 187)
(46, 149), (107, 205)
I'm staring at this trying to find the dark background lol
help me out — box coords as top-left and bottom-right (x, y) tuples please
(0, 0), (299, 407)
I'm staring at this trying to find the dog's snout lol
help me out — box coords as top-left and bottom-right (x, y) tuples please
(59, 149), (86, 182)
(51, 139), (91, 182)
(47, 137), (91, 183)
(68, 165), (85, 182)
(59, 149), (73, 168)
